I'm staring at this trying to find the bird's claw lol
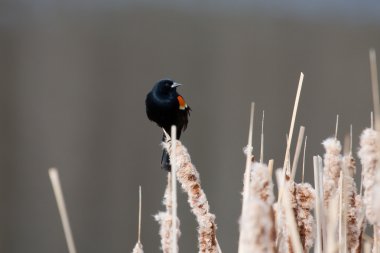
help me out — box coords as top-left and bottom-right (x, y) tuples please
(162, 128), (171, 141)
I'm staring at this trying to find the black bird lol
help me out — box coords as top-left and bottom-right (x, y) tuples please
(145, 79), (191, 171)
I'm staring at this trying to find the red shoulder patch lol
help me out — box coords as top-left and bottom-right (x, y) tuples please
(177, 96), (187, 110)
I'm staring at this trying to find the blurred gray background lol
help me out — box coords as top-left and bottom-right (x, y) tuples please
(1, 1), (380, 252)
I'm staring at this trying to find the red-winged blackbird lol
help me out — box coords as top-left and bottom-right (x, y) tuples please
(145, 79), (191, 171)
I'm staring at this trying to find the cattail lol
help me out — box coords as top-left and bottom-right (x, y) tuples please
(163, 139), (218, 253)
(373, 171), (380, 253)
(251, 162), (275, 204)
(322, 138), (342, 208)
(276, 180), (315, 253)
(132, 242), (144, 253)
(358, 128), (380, 253)
(155, 173), (180, 253)
(342, 155), (365, 253)
(374, 225), (380, 253)
(294, 183), (315, 253)
(132, 186), (145, 253)
(274, 168), (288, 253)
(274, 202), (287, 253)
(240, 162), (276, 253)
(374, 170), (380, 224)
(274, 180), (296, 253)
(358, 128), (379, 225)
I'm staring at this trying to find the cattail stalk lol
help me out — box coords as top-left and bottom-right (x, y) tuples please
(326, 193), (339, 253)
(240, 162), (276, 253)
(322, 137), (342, 208)
(370, 49), (380, 130)
(132, 242), (144, 253)
(275, 176), (305, 253)
(313, 156), (323, 253)
(358, 128), (379, 225)
(279, 73), (304, 202)
(338, 170), (347, 253)
(163, 138), (218, 253)
(170, 126), (178, 253)
(373, 171), (380, 253)
(239, 102), (255, 253)
(155, 173), (180, 253)
(358, 127), (380, 253)
(342, 155), (364, 253)
(283, 183), (303, 253)
(132, 186), (144, 253)
(293, 183), (316, 253)
(291, 126), (305, 180)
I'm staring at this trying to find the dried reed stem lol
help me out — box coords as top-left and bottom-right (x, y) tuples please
(369, 49), (380, 130)
(291, 126), (305, 180)
(268, 159), (274, 178)
(313, 156), (323, 253)
(261, 110), (265, 164)
(163, 139), (218, 253)
(280, 73), (304, 201)
(138, 186), (142, 243)
(48, 168), (77, 253)
(155, 173), (180, 253)
(336, 115), (340, 140)
(170, 126), (178, 253)
(302, 136), (307, 183)
(132, 187), (144, 253)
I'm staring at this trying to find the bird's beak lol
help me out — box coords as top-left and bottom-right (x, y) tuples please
(171, 82), (182, 88)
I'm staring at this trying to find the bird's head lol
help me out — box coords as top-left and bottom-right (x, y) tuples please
(155, 79), (182, 94)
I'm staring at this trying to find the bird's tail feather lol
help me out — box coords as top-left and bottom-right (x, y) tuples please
(161, 133), (171, 171)
(161, 150), (171, 171)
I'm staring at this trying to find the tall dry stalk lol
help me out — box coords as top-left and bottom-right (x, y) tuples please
(155, 173), (180, 253)
(279, 73), (304, 202)
(48, 168), (77, 253)
(132, 186), (144, 253)
(313, 156), (323, 253)
(163, 138), (218, 253)
(240, 162), (276, 253)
